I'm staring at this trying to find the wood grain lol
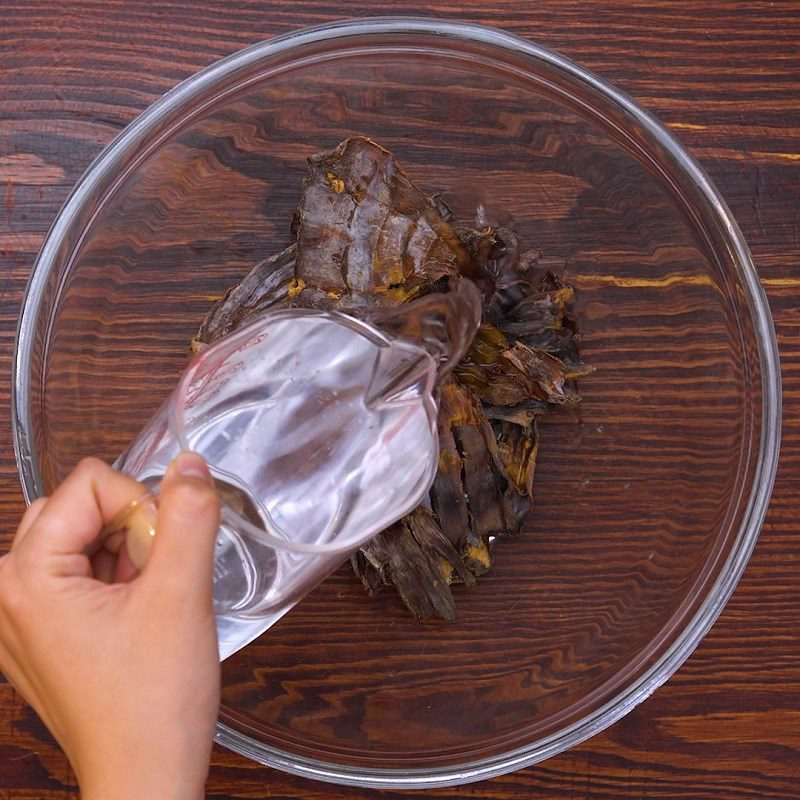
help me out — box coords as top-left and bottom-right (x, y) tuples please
(0, 2), (798, 799)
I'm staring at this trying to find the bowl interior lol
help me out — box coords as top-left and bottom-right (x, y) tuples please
(20, 25), (768, 782)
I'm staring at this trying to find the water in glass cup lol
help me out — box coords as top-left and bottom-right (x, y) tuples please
(112, 280), (478, 658)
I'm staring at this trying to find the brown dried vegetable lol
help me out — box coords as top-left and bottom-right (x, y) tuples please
(194, 136), (590, 620)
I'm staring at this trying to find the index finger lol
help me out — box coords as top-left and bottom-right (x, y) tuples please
(21, 458), (147, 558)
(10, 497), (48, 551)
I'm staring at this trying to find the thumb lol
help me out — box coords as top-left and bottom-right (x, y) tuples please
(143, 452), (220, 603)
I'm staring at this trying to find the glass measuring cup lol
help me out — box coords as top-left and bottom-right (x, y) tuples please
(112, 279), (481, 659)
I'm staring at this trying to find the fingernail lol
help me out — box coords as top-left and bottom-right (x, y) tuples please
(173, 451), (212, 483)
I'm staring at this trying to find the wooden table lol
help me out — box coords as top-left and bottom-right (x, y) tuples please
(1, 2), (798, 797)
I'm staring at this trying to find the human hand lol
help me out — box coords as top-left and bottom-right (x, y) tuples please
(0, 453), (221, 800)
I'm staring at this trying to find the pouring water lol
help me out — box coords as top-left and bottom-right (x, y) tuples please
(111, 278), (481, 659)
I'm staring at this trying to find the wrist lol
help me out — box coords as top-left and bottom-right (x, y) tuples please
(81, 778), (204, 800)
(78, 757), (206, 800)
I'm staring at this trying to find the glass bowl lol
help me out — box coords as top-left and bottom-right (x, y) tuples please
(12, 17), (780, 789)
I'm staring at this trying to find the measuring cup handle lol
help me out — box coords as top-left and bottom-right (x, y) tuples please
(92, 491), (158, 570)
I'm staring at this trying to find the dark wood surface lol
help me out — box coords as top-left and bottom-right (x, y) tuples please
(1, 2), (798, 798)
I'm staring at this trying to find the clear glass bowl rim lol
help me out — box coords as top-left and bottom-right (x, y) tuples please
(11, 16), (782, 790)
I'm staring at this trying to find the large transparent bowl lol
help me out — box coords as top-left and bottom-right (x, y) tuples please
(12, 18), (780, 789)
